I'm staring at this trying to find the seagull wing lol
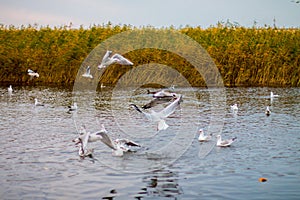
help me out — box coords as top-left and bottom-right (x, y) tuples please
(96, 132), (117, 150)
(158, 94), (182, 118)
(116, 139), (141, 147)
(86, 66), (91, 74)
(102, 50), (112, 63)
(130, 104), (153, 120)
(111, 54), (133, 65)
(28, 69), (34, 73)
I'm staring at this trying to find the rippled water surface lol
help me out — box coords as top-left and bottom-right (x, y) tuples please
(0, 86), (299, 199)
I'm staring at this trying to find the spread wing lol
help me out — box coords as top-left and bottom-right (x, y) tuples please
(158, 95), (182, 118)
(96, 132), (117, 150)
(116, 139), (140, 147)
(111, 54), (133, 65)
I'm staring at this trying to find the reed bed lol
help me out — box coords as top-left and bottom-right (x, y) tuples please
(0, 23), (299, 87)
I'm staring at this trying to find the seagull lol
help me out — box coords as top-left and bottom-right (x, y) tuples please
(8, 85), (13, 95)
(82, 66), (93, 79)
(230, 104), (238, 112)
(265, 106), (271, 116)
(28, 69), (39, 78)
(98, 50), (133, 69)
(96, 131), (141, 157)
(216, 135), (237, 147)
(76, 131), (94, 158)
(68, 102), (77, 111)
(73, 125), (108, 145)
(270, 91), (279, 98)
(130, 94), (182, 131)
(73, 125), (108, 158)
(151, 90), (177, 99)
(34, 98), (44, 106)
(198, 129), (212, 142)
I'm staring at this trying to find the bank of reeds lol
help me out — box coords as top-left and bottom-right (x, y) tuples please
(0, 23), (299, 87)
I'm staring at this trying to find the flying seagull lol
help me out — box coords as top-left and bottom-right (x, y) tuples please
(28, 69), (39, 78)
(98, 50), (133, 69)
(82, 66), (93, 79)
(96, 131), (141, 157)
(131, 94), (182, 131)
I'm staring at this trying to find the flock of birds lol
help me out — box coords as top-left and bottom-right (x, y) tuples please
(5, 50), (280, 159)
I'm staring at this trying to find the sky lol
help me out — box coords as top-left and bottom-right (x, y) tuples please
(0, 0), (299, 28)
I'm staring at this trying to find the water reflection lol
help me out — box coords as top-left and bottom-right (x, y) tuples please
(135, 169), (182, 199)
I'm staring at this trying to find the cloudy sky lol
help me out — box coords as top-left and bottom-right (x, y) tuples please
(0, 0), (299, 28)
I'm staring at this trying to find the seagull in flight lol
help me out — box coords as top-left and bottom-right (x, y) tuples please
(73, 125), (108, 158)
(131, 94), (183, 131)
(96, 129), (141, 157)
(28, 69), (39, 78)
(198, 129), (212, 142)
(216, 135), (237, 147)
(98, 50), (133, 69)
(82, 66), (93, 79)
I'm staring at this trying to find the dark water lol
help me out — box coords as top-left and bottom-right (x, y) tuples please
(0, 86), (299, 199)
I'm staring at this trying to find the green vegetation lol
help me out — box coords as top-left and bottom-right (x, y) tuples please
(0, 23), (299, 87)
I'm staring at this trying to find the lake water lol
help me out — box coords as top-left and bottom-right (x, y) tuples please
(0, 86), (299, 199)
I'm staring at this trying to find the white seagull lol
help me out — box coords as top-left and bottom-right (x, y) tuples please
(265, 106), (271, 116)
(153, 90), (177, 99)
(270, 91), (279, 98)
(216, 135), (237, 147)
(96, 131), (141, 157)
(131, 94), (182, 131)
(82, 66), (93, 79)
(198, 129), (212, 142)
(8, 85), (13, 95)
(28, 69), (39, 78)
(34, 98), (44, 106)
(98, 50), (133, 69)
(73, 125), (108, 158)
(73, 125), (107, 145)
(68, 102), (78, 111)
(230, 103), (238, 112)
(76, 131), (94, 158)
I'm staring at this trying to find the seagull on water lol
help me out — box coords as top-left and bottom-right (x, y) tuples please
(216, 135), (237, 147)
(131, 94), (182, 131)
(265, 106), (271, 116)
(198, 129), (212, 142)
(148, 89), (177, 99)
(28, 69), (39, 78)
(34, 98), (44, 106)
(8, 85), (13, 95)
(98, 50), (133, 69)
(230, 103), (238, 112)
(68, 102), (77, 111)
(270, 91), (279, 98)
(82, 66), (93, 79)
